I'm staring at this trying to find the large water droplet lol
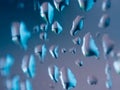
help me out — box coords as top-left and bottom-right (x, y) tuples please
(70, 16), (84, 36)
(21, 54), (36, 78)
(60, 67), (77, 90)
(81, 32), (99, 58)
(40, 2), (54, 24)
(11, 22), (31, 50)
(102, 34), (114, 56)
(102, 0), (111, 11)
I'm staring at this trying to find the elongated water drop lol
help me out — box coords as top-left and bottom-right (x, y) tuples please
(60, 67), (77, 90)
(48, 65), (60, 82)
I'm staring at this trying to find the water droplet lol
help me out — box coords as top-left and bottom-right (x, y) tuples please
(0, 55), (14, 76)
(11, 22), (31, 50)
(70, 16), (84, 36)
(40, 23), (48, 31)
(39, 32), (48, 41)
(11, 22), (21, 45)
(53, 0), (70, 11)
(106, 79), (112, 89)
(81, 32), (99, 58)
(61, 48), (67, 53)
(72, 37), (81, 45)
(40, 2), (54, 24)
(75, 59), (83, 67)
(12, 75), (20, 90)
(34, 44), (47, 62)
(0, 58), (6, 76)
(102, 0), (111, 11)
(60, 67), (77, 90)
(105, 62), (111, 76)
(78, 0), (97, 11)
(87, 75), (98, 85)
(21, 54), (36, 78)
(52, 21), (63, 34)
(48, 65), (60, 82)
(49, 45), (59, 59)
(98, 14), (110, 28)
(20, 80), (32, 90)
(19, 22), (31, 50)
(102, 34), (114, 56)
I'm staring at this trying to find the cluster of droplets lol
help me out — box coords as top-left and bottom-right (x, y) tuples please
(100, 0), (113, 89)
(1, 0), (120, 90)
(48, 65), (77, 90)
(0, 55), (33, 90)
(5, 76), (32, 90)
